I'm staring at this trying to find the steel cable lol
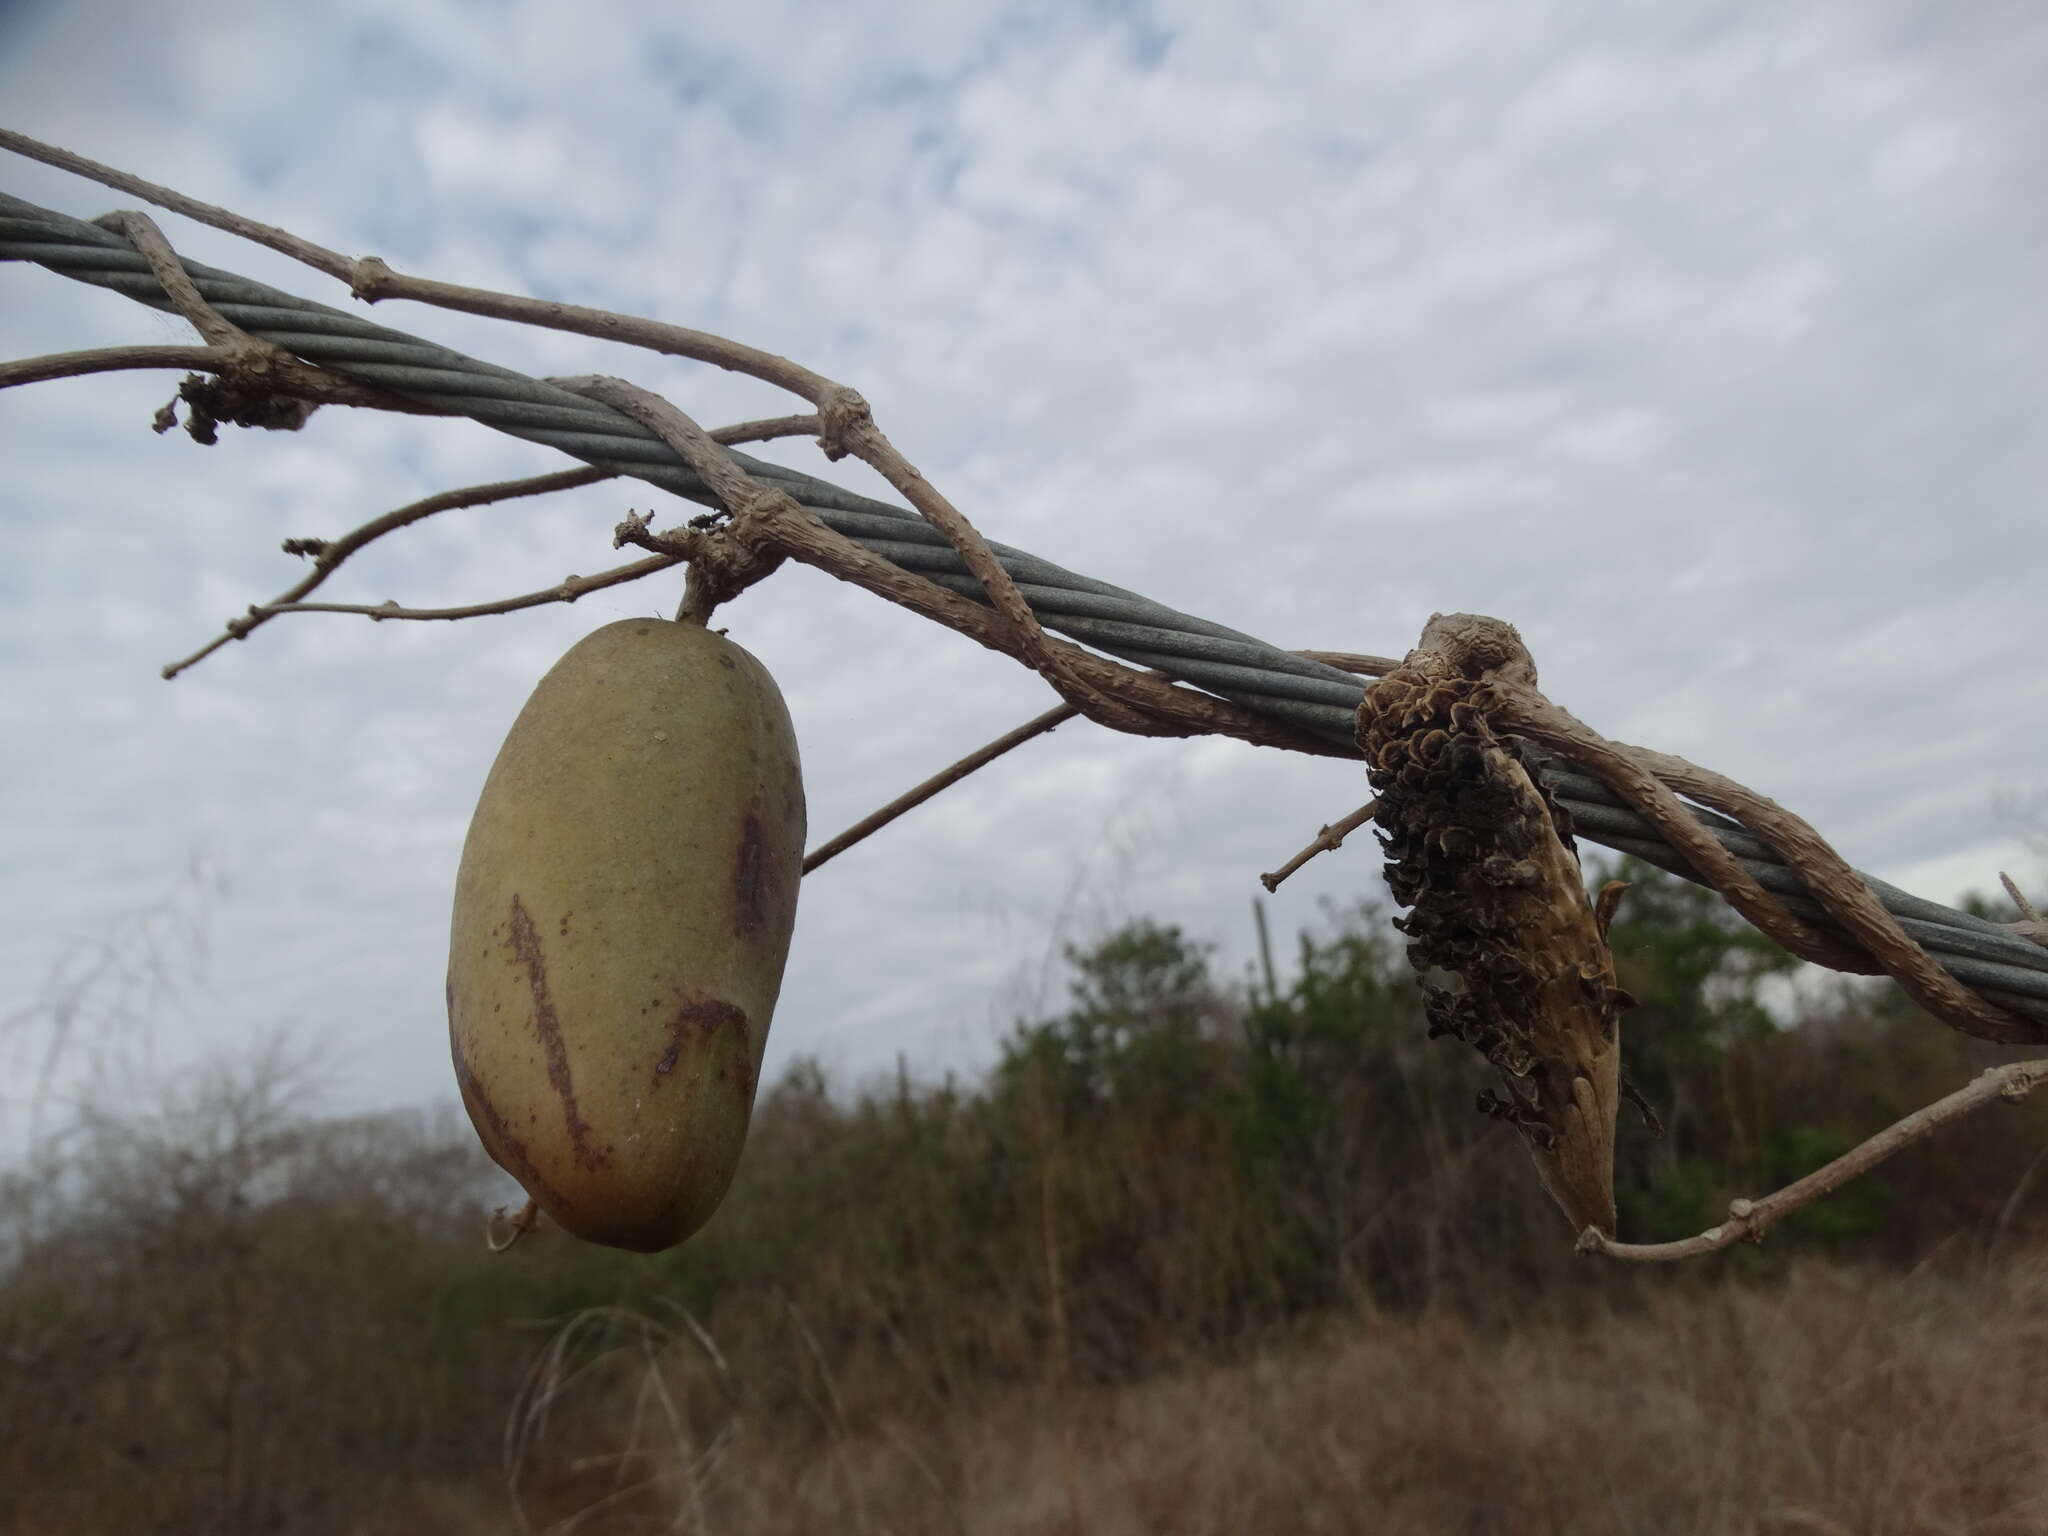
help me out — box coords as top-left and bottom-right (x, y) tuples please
(5, 190), (2044, 1023)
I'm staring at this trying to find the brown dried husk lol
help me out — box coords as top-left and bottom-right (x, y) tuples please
(1355, 615), (1629, 1235)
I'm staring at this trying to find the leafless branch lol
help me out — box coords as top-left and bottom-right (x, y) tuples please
(812, 388), (1167, 735)
(1, 343), (449, 418)
(553, 375), (765, 513)
(157, 407), (790, 680)
(2, 126), (845, 419)
(555, 374), (1342, 752)
(1490, 673), (2030, 1042)
(1, 128), (355, 276)
(563, 370), (1203, 716)
(1259, 799), (1380, 892)
(781, 510), (1349, 755)
(804, 703), (1082, 876)
(162, 466), (622, 678)
(5, 131), (1248, 740)
(551, 375), (792, 623)
(84, 208), (441, 430)
(1579, 1059), (2048, 1262)
(189, 557), (683, 638)
(6, 138), (1358, 756)
(708, 412), (822, 446)
(0, 344), (218, 388)
(91, 209), (242, 348)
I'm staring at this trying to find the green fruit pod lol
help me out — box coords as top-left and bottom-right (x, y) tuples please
(448, 618), (805, 1251)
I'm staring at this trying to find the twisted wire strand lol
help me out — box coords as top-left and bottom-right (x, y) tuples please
(5, 190), (2042, 1023)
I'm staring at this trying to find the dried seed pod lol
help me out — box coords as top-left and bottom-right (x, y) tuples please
(1357, 613), (1628, 1236)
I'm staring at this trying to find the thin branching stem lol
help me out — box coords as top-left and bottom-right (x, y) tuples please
(1260, 799), (1380, 893)
(566, 374), (1339, 753)
(1493, 685), (2029, 1041)
(804, 703), (1082, 876)
(1, 344), (218, 388)
(1580, 1059), (2048, 1261)
(162, 466), (625, 678)
(813, 390), (1165, 735)
(85, 209), (435, 421)
(92, 209), (243, 347)
(2, 128), (354, 274)
(220, 557), (683, 630)
(707, 412), (823, 446)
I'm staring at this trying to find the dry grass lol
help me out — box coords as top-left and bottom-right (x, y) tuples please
(11, 874), (2048, 1533)
(536, 1253), (2048, 1536)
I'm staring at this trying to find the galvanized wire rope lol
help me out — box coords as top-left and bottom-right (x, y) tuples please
(5, 188), (2043, 1024)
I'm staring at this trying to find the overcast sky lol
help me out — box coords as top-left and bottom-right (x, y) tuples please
(3, 1), (2044, 1137)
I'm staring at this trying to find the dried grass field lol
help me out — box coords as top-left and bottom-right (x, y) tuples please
(7, 864), (2047, 1533)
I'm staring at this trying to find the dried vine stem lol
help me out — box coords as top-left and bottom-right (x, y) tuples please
(0, 341), (451, 419)
(15, 152), (2022, 983)
(1485, 657), (2031, 1044)
(83, 208), (444, 424)
(93, 209), (248, 349)
(10, 130), (1209, 738)
(2, 129), (353, 275)
(10, 132), (1139, 734)
(813, 387), (1165, 736)
(3, 139), (1357, 756)
(572, 374), (1341, 756)
(155, 413), (825, 678)
(1260, 800), (1380, 893)
(710, 413), (825, 447)
(0, 204), (444, 421)
(234, 558), (688, 627)
(804, 703), (1081, 876)
(0, 343), (217, 388)
(0, 128), (835, 399)
(1579, 1059), (2048, 1262)
(162, 465), (617, 677)
(665, 498), (1339, 755)
(552, 376), (795, 623)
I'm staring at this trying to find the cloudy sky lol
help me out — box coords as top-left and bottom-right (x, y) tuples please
(2, 1), (2043, 1136)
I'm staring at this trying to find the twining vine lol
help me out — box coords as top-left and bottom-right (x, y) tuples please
(4, 127), (2045, 1263)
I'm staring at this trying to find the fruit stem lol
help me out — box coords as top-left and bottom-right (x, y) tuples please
(676, 564), (717, 626)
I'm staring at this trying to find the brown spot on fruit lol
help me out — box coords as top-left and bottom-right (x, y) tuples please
(505, 895), (608, 1171)
(652, 993), (753, 1103)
